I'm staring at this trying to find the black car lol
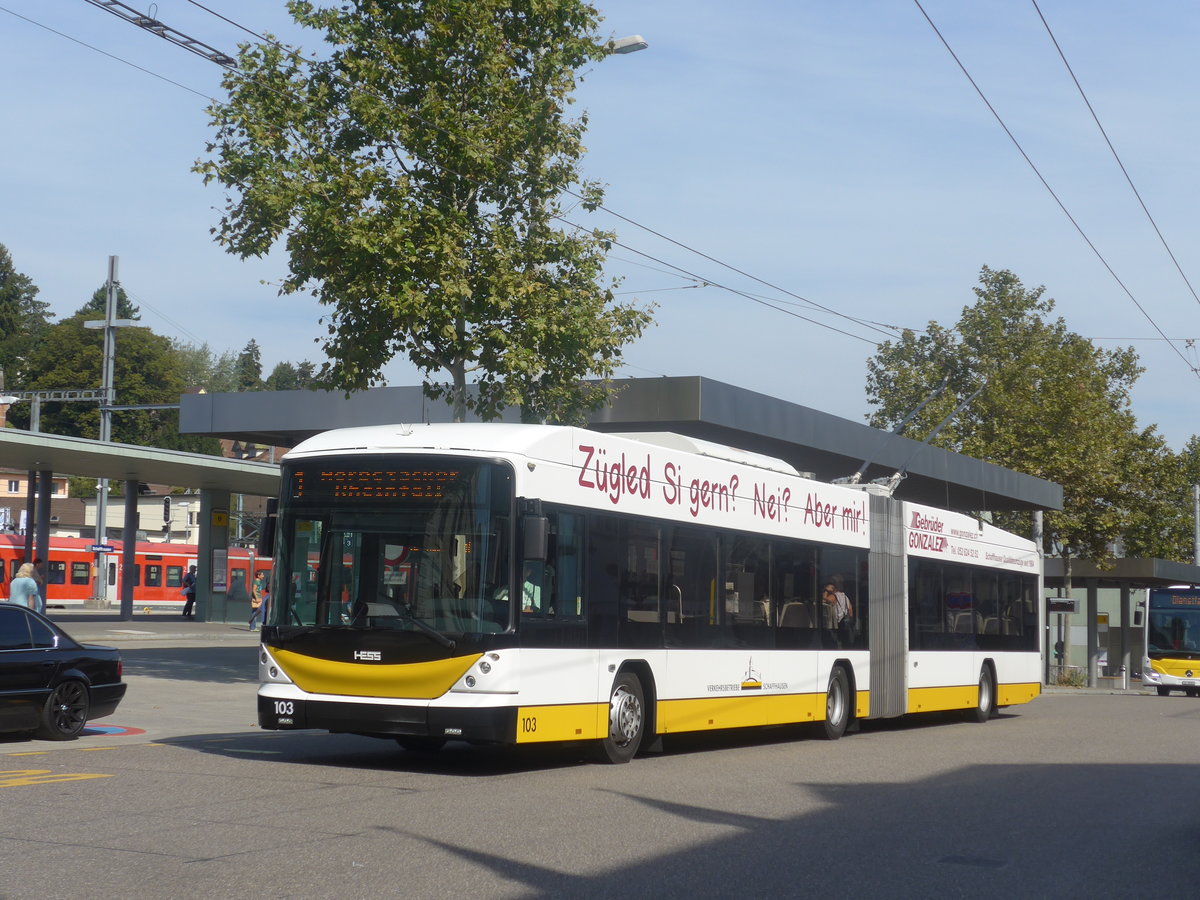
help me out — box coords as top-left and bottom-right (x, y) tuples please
(0, 603), (127, 740)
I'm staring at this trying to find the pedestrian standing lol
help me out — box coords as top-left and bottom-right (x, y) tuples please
(7, 563), (40, 610)
(248, 572), (265, 631)
(181, 565), (198, 618)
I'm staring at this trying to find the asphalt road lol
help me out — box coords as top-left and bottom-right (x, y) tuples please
(2, 614), (1196, 899)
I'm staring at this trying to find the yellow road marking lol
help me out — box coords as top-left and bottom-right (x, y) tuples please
(0, 769), (114, 787)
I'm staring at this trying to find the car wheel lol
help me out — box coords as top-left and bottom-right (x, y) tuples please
(36, 680), (90, 741)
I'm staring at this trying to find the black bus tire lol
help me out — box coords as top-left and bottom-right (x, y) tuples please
(972, 666), (996, 723)
(598, 672), (645, 764)
(822, 667), (851, 741)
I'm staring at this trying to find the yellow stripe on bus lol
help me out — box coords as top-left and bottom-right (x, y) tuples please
(661, 691), (869, 732)
(271, 648), (481, 699)
(515, 688), (870, 744)
(996, 682), (1040, 706)
(907, 685), (977, 713)
(907, 681), (1041, 714)
(515, 703), (607, 743)
(660, 693), (822, 732)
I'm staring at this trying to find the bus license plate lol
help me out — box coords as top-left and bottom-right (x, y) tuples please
(260, 696), (305, 729)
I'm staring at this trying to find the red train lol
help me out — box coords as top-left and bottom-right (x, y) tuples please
(0, 535), (271, 610)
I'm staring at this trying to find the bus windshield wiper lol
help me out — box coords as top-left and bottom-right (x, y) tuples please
(397, 607), (456, 650)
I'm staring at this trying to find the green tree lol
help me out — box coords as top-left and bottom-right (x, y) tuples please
(0, 243), (53, 387)
(11, 312), (217, 454)
(235, 339), (263, 391)
(865, 266), (1149, 567)
(196, 0), (651, 423)
(1116, 437), (1200, 564)
(77, 285), (140, 320)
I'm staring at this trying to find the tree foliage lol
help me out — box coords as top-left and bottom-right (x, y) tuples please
(76, 284), (140, 320)
(865, 266), (1180, 564)
(196, 0), (651, 423)
(236, 339), (264, 391)
(11, 309), (217, 454)
(0, 243), (53, 387)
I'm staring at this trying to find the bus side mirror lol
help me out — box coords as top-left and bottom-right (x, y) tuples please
(258, 497), (278, 558)
(523, 516), (548, 562)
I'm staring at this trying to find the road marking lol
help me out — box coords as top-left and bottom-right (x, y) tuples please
(6, 752), (47, 757)
(222, 748), (281, 755)
(78, 747), (118, 752)
(0, 769), (114, 787)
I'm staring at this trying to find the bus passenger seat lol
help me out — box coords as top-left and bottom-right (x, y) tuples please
(778, 602), (812, 628)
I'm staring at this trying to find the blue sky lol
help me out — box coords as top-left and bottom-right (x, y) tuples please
(3, 1), (1200, 449)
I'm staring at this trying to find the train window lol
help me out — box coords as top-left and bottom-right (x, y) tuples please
(132, 565), (141, 587)
(47, 561), (66, 585)
(166, 566), (183, 588)
(108, 562), (117, 586)
(71, 563), (90, 585)
(146, 565), (162, 587)
(0, 559), (5, 583)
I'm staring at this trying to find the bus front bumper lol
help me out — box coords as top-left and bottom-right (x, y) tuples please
(257, 693), (516, 743)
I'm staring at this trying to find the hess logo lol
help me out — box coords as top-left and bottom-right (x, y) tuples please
(353, 650), (382, 662)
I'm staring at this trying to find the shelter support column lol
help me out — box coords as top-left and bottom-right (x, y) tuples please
(198, 488), (230, 623)
(1119, 584), (1131, 687)
(1086, 578), (1099, 688)
(34, 470), (51, 583)
(120, 482), (138, 621)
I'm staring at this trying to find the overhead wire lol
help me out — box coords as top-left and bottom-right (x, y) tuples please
(912, 0), (1200, 378)
(1031, 0), (1200, 311)
(0, 3), (210, 98)
(144, 0), (895, 344)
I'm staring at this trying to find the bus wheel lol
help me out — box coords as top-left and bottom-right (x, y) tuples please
(1156, 686), (1170, 697)
(822, 667), (851, 741)
(599, 672), (645, 763)
(972, 666), (996, 723)
(396, 737), (446, 753)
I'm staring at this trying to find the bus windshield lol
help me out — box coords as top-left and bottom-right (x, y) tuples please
(1147, 603), (1200, 660)
(272, 457), (513, 637)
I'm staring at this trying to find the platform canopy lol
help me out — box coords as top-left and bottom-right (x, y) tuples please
(179, 376), (1061, 512)
(0, 427), (278, 496)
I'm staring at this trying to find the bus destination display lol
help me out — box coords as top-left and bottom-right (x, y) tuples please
(291, 466), (461, 502)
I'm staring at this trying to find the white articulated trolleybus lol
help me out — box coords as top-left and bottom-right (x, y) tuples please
(257, 423), (1042, 762)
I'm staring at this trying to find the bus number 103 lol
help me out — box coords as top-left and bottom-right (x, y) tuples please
(521, 716), (537, 734)
(274, 701), (295, 716)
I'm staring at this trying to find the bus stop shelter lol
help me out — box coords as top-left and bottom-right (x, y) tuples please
(1045, 557), (1200, 688)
